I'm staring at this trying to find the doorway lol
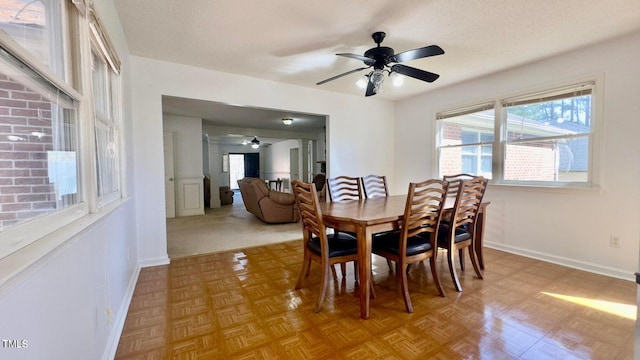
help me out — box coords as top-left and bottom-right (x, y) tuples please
(229, 153), (260, 189)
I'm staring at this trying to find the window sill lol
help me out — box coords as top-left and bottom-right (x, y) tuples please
(0, 197), (131, 297)
(488, 182), (603, 195)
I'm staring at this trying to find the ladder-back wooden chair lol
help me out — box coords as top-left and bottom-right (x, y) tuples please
(372, 179), (448, 312)
(292, 180), (361, 312)
(361, 174), (389, 199)
(437, 177), (488, 292)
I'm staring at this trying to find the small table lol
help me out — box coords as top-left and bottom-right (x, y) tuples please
(319, 195), (489, 319)
(265, 179), (283, 191)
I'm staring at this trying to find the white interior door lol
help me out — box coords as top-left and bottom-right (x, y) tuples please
(289, 147), (299, 188)
(163, 132), (176, 218)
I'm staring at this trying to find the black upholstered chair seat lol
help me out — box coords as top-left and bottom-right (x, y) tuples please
(438, 223), (471, 247)
(308, 232), (358, 258)
(373, 230), (434, 257)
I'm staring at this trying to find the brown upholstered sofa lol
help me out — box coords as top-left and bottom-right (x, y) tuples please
(237, 177), (299, 223)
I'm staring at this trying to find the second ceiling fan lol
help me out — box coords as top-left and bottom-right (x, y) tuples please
(316, 31), (444, 97)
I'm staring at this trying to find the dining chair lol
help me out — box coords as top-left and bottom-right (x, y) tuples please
(326, 175), (362, 202)
(360, 174), (389, 199)
(372, 179), (448, 312)
(437, 177), (488, 292)
(291, 180), (361, 312)
(442, 173), (477, 199)
(325, 175), (363, 277)
(360, 174), (396, 272)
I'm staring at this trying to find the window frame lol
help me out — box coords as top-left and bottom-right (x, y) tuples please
(435, 76), (602, 189)
(0, 0), (126, 261)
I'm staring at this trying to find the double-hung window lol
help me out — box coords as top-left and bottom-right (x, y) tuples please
(0, 1), (124, 260)
(90, 11), (122, 206)
(436, 81), (596, 188)
(436, 104), (495, 179)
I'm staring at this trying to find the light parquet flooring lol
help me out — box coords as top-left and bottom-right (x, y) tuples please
(115, 242), (636, 359)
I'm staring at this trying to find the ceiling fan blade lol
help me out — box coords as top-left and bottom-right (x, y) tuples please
(390, 45), (444, 63)
(336, 53), (376, 65)
(316, 67), (369, 85)
(391, 64), (440, 83)
(365, 79), (376, 97)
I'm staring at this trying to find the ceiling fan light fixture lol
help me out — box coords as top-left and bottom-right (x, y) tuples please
(282, 118), (293, 126)
(355, 75), (369, 89)
(390, 72), (404, 87)
(251, 136), (260, 149)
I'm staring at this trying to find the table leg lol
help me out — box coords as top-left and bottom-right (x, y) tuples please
(357, 225), (372, 319)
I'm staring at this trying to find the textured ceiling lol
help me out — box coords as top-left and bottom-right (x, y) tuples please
(114, 0), (640, 141)
(114, 0), (640, 101)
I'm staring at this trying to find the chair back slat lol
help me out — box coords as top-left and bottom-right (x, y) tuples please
(450, 177), (488, 231)
(361, 174), (389, 199)
(326, 176), (362, 202)
(403, 179), (448, 240)
(443, 173), (477, 199)
(292, 180), (326, 241)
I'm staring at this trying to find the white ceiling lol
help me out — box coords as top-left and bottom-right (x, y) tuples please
(114, 0), (640, 135)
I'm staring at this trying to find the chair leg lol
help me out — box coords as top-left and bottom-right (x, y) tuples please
(386, 259), (394, 273)
(469, 247), (484, 280)
(458, 249), (465, 271)
(340, 263), (347, 278)
(296, 255), (311, 289)
(429, 257), (446, 297)
(330, 265), (338, 281)
(399, 262), (413, 313)
(314, 262), (331, 312)
(447, 249), (462, 292)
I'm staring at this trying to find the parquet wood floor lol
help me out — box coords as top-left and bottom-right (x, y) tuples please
(115, 243), (635, 359)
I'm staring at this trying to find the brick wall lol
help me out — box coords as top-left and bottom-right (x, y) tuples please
(0, 74), (57, 229)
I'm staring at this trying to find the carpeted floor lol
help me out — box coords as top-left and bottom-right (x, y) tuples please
(166, 192), (302, 258)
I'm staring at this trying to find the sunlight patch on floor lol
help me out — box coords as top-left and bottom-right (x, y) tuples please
(542, 292), (636, 320)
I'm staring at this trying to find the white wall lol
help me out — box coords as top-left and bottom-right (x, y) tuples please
(396, 31), (640, 279)
(0, 1), (140, 359)
(130, 56), (396, 264)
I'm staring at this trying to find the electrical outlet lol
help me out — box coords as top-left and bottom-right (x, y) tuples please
(609, 236), (621, 248)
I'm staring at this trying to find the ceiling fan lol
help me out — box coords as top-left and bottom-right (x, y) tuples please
(316, 31), (444, 97)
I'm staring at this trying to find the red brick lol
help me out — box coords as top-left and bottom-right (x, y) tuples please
(11, 108), (39, 117)
(0, 169), (29, 177)
(0, 116), (28, 125)
(32, 201), (56, 210)
(14, 177), (44, 185)
(13, 143), (44, 152)
(0, 81), (26, 91)
(15, 160), (45, 169)
(0, 99), (27, 108)
(0, 212), (17, 221)
(28, 101), (52, 110)
(0, 185), (30, 194)
(0, 194), (15, 203)
(11, 91), (42, 100)
(0, 152), (28, 160)
(31, 185), (55, 193)
(3, 202), (31, 211)
(17, 193), (47, 202)
(27, 118), (52, 126)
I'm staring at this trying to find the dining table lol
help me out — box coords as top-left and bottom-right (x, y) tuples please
(319, 194), (490, 319)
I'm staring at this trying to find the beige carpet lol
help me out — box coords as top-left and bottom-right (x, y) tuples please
(166, 193), (302, 258)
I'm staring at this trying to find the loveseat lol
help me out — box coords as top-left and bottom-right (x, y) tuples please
(237, 177), (299, 223)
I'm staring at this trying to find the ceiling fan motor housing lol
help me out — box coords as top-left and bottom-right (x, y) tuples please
(364, 46), (395, 69)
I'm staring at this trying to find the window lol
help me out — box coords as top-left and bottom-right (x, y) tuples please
(0, 1), (125, 259)
(91, 47), (121, 205)
(0, 0), (83, 258)
(436, 81), (596, 188)
(437, 104), (495, 179)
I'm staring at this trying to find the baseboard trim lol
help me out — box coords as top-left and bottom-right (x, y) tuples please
(102, 264), (141, 360)
(138, 256), (171, 268)
(486, 242), (634, 282)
